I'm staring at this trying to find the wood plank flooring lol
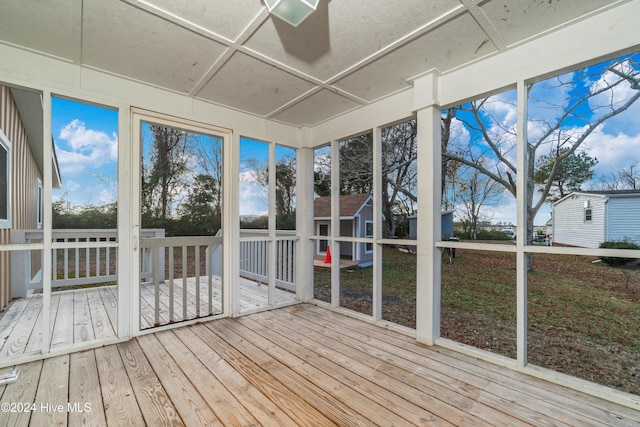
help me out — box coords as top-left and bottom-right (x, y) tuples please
(0, 304), (637, 426)
(0, 278), (297, 358)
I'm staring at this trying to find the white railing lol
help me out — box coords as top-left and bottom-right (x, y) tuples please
(239, 229), (297, 292)
(11, 229), (164, 297)
(11, 227), (297, 317)
(140, 235), (222, 328)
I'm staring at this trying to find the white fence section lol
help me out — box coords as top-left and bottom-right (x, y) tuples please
(238, 229), (297, 292)
(140, 234), (223, 328)
(10, 227), (297, 324)
(10, 229), (164, 297)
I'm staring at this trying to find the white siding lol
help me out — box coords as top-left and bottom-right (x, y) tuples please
(606, 196), (640, 245)
(553, 194), (606, 248)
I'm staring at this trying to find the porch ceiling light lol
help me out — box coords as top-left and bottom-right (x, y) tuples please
(265, 0), (319, 27)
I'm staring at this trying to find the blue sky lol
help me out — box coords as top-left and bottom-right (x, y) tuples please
(52, 97), (118, 208)
(239, 138), (297, 216)
(51, 102), (294, 216)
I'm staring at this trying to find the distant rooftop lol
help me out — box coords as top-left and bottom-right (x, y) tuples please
(314, 194), (371, 218)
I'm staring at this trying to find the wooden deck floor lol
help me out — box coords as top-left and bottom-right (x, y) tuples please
(0, 278), (296, 358)
(0, 304), (637, 426)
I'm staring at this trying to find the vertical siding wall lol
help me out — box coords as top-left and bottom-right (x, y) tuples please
(0, 86), (40, 309)
(607, 197), (640, 244)
(554, 194), (606, 248)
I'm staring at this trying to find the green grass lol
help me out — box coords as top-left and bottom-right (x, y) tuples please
(314, 246), (640, 396)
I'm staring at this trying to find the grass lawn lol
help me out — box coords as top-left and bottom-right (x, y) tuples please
(314, 246), (640, 396)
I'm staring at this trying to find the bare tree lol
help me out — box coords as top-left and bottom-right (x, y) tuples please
(248, 152), (297, 229)
(456, 164), (503, 239)
(142, 125), (188, 222)
(618, 161), (640, 190)
(381, 120), (418, 237)
(338, 121), (419, 238)
(443, 53), (640, 268)
(190, 136), (223, 217)
(598, 161), (640, 190)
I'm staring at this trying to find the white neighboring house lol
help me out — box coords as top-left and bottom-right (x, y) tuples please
(551, 190), (640, 248)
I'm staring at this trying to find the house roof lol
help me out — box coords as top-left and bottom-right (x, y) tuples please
(579, 190), (640, 197)
(314, 194), (371, 219)
(10, 87), (62, 189)
(553, 190), (640, 205)
(0, 1), (627, 128)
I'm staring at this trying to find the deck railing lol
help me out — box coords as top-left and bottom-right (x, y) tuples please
(138, 229), (297, 327)
(11, 229), (164, 296)
(140, 234), (222, 327)
(238, 229), (297, 292)
(11, 228), (298, 298)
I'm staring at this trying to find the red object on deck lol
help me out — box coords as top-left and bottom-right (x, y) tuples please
(324, 245), (331, 263)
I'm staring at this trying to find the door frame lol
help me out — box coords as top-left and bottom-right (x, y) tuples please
(129, 108), (232, 336)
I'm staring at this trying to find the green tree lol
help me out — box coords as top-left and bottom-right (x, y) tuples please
(248, 153), (298, 229)
(534, 147), (598, 203)
(52, 196), (117, 229)
(177, 174), (221, 236)
(275, 157), (296, 229)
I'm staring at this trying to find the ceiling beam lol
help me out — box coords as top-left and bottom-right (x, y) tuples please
(460, 0), (508, 51)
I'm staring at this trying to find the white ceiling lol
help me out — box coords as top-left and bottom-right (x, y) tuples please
(0, 0), (627, 127)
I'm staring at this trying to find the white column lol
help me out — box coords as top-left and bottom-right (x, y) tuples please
(516, 80), (529, 367)
(118, 104), (132, 337)
(414, 72), (441, 345)
(372, 126), (383, 320)
(268, 142), (276, 305)
(225, 132), (241, 316)
(41, 91), (52, 354)
(330, 139), (340, 307)
(296, 145), (315, 302)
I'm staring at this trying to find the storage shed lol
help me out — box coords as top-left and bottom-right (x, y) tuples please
(408, 210), (455, 241)
(314, 194), (373, 267)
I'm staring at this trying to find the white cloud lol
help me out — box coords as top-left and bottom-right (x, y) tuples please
(484, 93), (517, 128)
(54, 179), (116, 207)
(588, 64), (640, 136)
(483, 196), (517, 225)
(56, 119), (118, 176)
(239, 170), (268, 216)
(581, 127), (640, 177)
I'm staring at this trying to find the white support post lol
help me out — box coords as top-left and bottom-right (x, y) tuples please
(296, 145), (315, 302)
(129, 109), (142, 335)
(225, 132), (240, 316)
(118, 103), (132, 338)
(268, 142), (276, 305)
(516, 80), (529, 367)
(41, 91), (52, 354)
(330, 139), (340, 307)
(372, 126), (383, 320)
(414, 71), (442, 345)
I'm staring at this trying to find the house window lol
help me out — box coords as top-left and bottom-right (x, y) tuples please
(584, 207), (592, 222)
(365, 220), (373, 253)
(318, 223), (329, 252)
(0, 130), (10, 229)
(36, 178), (43, 229)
